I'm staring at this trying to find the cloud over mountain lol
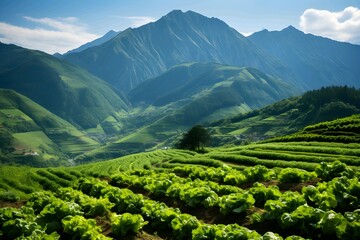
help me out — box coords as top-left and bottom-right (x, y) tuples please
(300, 6), (360, 44)
(0, 16), (99, 54)
(122, 16), (156, 27)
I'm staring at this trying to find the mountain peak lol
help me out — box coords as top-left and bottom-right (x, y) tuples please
(282, 25), (302, 34)
(167, 9), (183, 15)
(163, 9), (204, 20)
(159, 9), (229, 31)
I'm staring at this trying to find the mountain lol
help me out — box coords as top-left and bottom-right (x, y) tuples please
(248, 26), (360, 90)
(127, 63), (298, 143)
(0, 42), (130, 129)
(130, 62), (299, 113)
(0, 89), (99, 166)
(209, 86), (360, 146)
(63, 10), (291, 93)
(77, 62), (299, 163)
(64, 30), (119, 55)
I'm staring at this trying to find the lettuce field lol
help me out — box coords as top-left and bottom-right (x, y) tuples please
(1, 115), (360, 239)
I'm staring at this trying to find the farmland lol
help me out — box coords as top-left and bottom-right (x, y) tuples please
(1, 115), (360, 239)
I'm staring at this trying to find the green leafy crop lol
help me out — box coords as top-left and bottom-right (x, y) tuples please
(111, 212), (147, 237)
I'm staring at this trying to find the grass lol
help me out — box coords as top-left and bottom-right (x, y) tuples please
(0, 166), (40, 198)
(12, 131), (59, 159)
(199, 105), (251, 124)
(48, 128), (99, 155)
(0, 109), (32, 121)
(0, 108), (39, 132)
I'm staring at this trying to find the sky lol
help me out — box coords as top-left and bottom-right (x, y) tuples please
(0, 0), (359, 54)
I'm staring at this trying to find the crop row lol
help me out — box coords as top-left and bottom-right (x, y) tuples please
(244, 143), (360, 157)
(207, 152), (318, 171)
(76, 177), (302, 239)
(226, 149), (360, 166)
(107, 164), (360, 239)
(267, 133), (360, 144)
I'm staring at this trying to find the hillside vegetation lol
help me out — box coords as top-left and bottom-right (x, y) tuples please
(0, 89), (100, 166)
(1, 115), (360, 239)
(77, 86), (360, 163)
(77, 63), (298, 163)
(209, 86), (360, 146)
(0, 43), (129, 130)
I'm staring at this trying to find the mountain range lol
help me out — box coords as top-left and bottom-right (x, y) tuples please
(63, 10), (291, 93)
(249, 26), (360, 89)
(63, 10), (360, 94)
(0, 9), (360, 166)
(0, 43), (129, 129)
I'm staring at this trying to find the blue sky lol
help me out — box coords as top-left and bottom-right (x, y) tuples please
(1, 0), (359, 54)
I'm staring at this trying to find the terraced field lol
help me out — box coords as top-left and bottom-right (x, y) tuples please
(1, 115), (360, 239)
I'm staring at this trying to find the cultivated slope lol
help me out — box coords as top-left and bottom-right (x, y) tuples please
(209, 86), (360, 145)
(0, 43), (129, 129)
(64, 10), (290, 93)
(249, 26), (360, 89)
(0, 89), (99, 166)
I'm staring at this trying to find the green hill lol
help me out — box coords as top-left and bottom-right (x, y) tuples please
(209, 86), (360, 146)
(130, 62), (299, 109)
(0, 89), (99, 166)
(0, 43), (130, 130)
(78, 63), (299, 162)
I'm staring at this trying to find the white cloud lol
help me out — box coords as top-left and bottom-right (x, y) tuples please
(300, 6), (360, 44)
(0, 17), (99, 54)
(123, 16), (155, 27)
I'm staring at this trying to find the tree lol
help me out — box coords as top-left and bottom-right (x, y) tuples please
(175, 125), (210, 152)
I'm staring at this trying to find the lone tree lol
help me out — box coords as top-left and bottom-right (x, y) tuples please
(176, 125), (210, 152)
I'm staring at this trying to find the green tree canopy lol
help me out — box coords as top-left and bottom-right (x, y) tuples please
(176, 125), (210, 152)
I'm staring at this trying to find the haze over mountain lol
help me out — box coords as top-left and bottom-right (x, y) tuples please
(63, 30), (119, 55)
(248, 26), (360, 89)
(62, 10), (360, 95)
(64, 10), (291, 93)
(0, 42), (130, 129)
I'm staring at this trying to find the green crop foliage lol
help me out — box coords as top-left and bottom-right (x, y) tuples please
(110, 213), (147, 237)
(62, 215), (110, 239)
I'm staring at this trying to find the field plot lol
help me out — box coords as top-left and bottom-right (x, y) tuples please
(1, 115), (360, 239)
(1, 160), (359, 239)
